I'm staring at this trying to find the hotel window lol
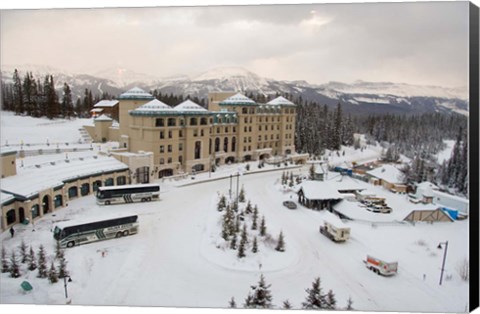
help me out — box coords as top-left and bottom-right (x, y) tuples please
(201, 129), (204, 136)
(200, 117), (208, 125)
(231, 137), (236, 152)
(168, 145), (172, 153)
(195, 141), (201, 159)
(168, 131), (173, 139)
(190, 117), (198, 126)
(168, 157), (172, 164)
(242, 107), (248, 114)
(160, 131), (165, 139)
(160, 145), (164, 153)
(194, 129), (198, 137)
(179, 143), (183, 151)
(217, 127), (220, 134)
(179, 156), (183, 164)
(179, 130), (183, 138)
(233, 127), (236, 133)
(160, 158), (165, 164)
(168, 118), (176, 126)
(180, 119), (185, 126)
(259, 126), (262, 131)
(244, 117), (248, 123)
(156, 118), (164, 127)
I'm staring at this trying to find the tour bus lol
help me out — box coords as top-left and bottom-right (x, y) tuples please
(96, 183), (160, 205)
(53, 214), (139, 248)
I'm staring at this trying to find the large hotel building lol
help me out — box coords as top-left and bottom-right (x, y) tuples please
(87, 88), (303, 180)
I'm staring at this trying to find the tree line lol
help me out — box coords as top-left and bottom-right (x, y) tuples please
(1, 69), (114, 119)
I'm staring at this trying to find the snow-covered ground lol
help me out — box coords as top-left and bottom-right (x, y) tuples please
(0, 111), (471, 313)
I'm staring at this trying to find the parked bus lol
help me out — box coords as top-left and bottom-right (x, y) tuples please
(53, 214), (139, 248)
(96, 183), (160, 205)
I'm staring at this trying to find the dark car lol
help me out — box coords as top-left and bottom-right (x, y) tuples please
(283, 200), (297, 209)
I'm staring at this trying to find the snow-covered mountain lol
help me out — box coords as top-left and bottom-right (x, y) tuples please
(1, 64), (468, 116)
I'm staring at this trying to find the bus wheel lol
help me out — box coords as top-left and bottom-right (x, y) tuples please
(146, 197), (151, 202)
(123, 230), (130, 237)
(140, 198), (145, 202)
(105, 201), (111, 205)
(67, 241), (75, 248)
(116, 232), (123, 238)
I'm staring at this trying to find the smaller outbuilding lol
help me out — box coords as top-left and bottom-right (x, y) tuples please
(403, 208), (454, 223)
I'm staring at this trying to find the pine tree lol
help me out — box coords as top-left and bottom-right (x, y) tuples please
(37, 245), (48, 278)
(57, 251), (68, 278)
(325, 289), (337, 309)
(13, 69), (24, 114)
(1, 246), (9, 273)
(243, 274), (273, 309)
(251, 205), (258, 230)
(241, 224), (248, 245)
(230, 233), (238, 250)
(237, 237), (246, 258)
(302, 277), (326, 309)
(252, 236), (258, 253)
(9, 251), (21, 278)
(217, 195), (226, 211)
(19, 239), (28, 263)
(28, 246), (37, 271)
(260, 216), (267, 236)
(346, 296), (354, 310)
(309, 163), (315, 180)
(62, 83), (74, 118)
(275, 231), (285, 252)
(283, 300), (292, 309)
(245, 200), (252, 214)
(228, 297), (236, 308)
(239, 185), (246, 203)
(48, 262), (58, 283)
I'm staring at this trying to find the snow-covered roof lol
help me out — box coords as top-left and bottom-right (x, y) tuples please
(267, 96), (296, 106)
(297, 181), (344, 200)
(416, 181), (439, 190)
(90, 108), (104, 113)
(175, 100), (208, 112)
(1, 147), (17, 156)
(93, 100), (119, 108)
(219, 93), (256, 106)
(366, 164), (405, 184)
(94, 114), (113, 122)
(133, 99), (174, 112)
(118, 87), (154, 100)
(1, 192), (15, 205)
(0, 156), (129, 199)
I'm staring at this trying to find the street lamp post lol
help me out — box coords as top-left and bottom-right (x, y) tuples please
(64, 276), (72, 299)
(229, 174), (233, 201)
(437, 241), (449, 285)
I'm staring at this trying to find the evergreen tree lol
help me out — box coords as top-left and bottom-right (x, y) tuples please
(48, 262), (59, 283)
(1, 246), (9, 273)
(228, 297), (237, 308)
(252, 236), (258, 253)
(241, 224), (248, 245)
(28, 246), (37, 271)
(221, 205), (235, 240)
(19, 239), (28, 264)
(302, 277), (326, 309)
(325, 289), (337, 309)
(55, 240), (63, 259)
(61, 83), (74, 118)
(251, 205), (258, 230)
(275, 231), (285, 252)
(237, 236), (246, 258)
(37, 245), (48, 278)
(260, 216), (267, 236)
(23, 72), (33, 116)
(9, 251), (21, 278)
(283, 300), (292, 309)
(13, 69), (24, 114)
(245, 200), (252, 214)
(230, 232), (238, 250)
(217, 195), (226, 211)
(243, 274), (273, 309)
(309, 163), (315, 180)
(239, 185), (246, 203)
(346, 296), (354, 310)
(57, 251), (68, 278)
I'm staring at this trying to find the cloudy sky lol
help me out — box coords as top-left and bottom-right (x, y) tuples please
(0, 1), (471, 87)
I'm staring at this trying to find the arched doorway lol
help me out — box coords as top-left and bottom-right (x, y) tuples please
(225, 156), (235, 164)
(81, 183), (90, 196)
(54, 195), (63, 208)
(259, 153), (270, 160)
(68, 186), (78, 199)
(19, 207), (25, 224)
(93, 180), (102, 192)
(31, 204), (40, 219)
(6, 209), (16, 225)
(116, 176), (127, 185)
(243, 155), (252, 162)
(42, 195), (50, 214)
(105, 178), (114, 186)
(158, 169), (173, 178)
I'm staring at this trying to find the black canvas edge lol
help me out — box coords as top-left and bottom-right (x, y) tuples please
(470, 1), (480, 312)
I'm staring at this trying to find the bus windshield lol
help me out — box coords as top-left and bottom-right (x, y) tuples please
(53, 226), (62, 240)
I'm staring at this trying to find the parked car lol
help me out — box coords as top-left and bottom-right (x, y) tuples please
(283, 200), (297, 209)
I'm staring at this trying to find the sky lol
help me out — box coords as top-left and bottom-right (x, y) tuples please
(0, 0), (472, 88)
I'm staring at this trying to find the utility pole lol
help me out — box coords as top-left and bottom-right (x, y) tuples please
(438, 241), (449, 285)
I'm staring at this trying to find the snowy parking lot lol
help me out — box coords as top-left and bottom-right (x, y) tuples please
(0, 169), (469, 312)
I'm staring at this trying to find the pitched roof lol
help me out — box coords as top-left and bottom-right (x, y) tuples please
(94, 114), (113, 121)
(267, 96), (296, 106)
(93, 100), (119, 108)
(297, 181), (344, 200)
(219, 93), (256, 105)
(133, 99), (174, 112)
(367, 164), (405, 184)
(119, 87), (154, 100)
(175, 100), (208, 112)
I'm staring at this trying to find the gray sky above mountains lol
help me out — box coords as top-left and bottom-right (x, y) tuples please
(0, 1), (470, 87)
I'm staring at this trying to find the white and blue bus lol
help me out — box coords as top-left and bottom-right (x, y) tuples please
(96, 183), (160, 205)
(53, 214), (139, 248)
